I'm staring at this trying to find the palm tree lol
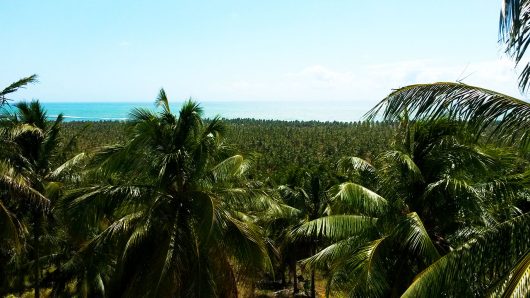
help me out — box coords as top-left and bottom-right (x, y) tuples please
(0, 100), (65, 297)
(293, 119), (525, 297)
(275, 170), (331, 297)
(357, 3), (530, 295)
(0, 75), (41, 248)
(65, 90), (272, 297)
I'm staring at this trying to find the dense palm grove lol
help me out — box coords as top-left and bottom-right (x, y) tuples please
(2, 1), (530, 297)
(1, 85), (529, 297)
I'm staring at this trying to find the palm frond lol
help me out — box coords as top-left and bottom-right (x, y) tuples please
(0, 161), (49, 209)
(379, 150), (423, 182)
(340, 237), (389, 297)
(392, 212), (440, 264)
(337, 156), (376, 175)
(302, 236), (369, 269)
(402, 212), (530, 297)
(155, 88), (171, 113)
(48, 152), (88, 180)
(211, 155), (250, 181)
(500, 0), (530, 91)
(329, 182), (388, 216)
(0, 200), (20, 248)
(367, 82), (530, 148)
(0, 74), (38, 104)
(292, 215), (377, 241)
(488, 251), (530, 298)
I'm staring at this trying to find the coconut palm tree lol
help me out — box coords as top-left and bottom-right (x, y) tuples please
(0, 75), (42, 248)
(0, 100), (66, 298)
(65, 90), (272, 297)
(275, 170), (331, 297)
(293, 118), (525, 297)
(358, 2), (530, 294)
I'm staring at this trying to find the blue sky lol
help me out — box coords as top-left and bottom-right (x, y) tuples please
(1, 0), (524, 106)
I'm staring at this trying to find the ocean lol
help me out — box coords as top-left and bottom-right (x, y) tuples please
(7, 101), (375, 122)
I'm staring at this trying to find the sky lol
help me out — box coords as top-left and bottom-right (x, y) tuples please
(1, 0), (526, 107)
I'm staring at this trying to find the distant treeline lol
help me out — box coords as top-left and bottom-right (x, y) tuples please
(60, 119), (396, 184)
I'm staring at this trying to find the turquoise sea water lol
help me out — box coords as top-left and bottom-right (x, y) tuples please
(10, 101), (374, 122)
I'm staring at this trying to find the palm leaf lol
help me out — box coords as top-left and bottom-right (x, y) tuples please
(302, 236), (370, 269)
(337, 156), (376, 175)
(392, 212), (440, 264)
(0, 200), (20, 248)
(329, 182), (388, 216)
(402, 212), (530, 297)
(292, 215), (378, 241)
(340, 237), (389, 297)
(155, 88), (171, 113)
(487, 251), (530, 298)
(500, 0), (530, 91)
(367, 82), (530, 148)
(0, 74), (38, 104)
(379, 150), (423, 182)
(211, 154), (251, 181)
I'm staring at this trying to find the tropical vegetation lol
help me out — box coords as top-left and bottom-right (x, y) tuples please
(2, 1), (530, 297)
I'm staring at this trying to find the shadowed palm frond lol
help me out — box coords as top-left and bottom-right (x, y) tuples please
(0, 200), (20, 248)
(339, 237), (389, 297)
(379, 150), (423, 182)
(301, 236), (368, 269)
(402, 212), (530, 297)
(392, 212), (440, 264)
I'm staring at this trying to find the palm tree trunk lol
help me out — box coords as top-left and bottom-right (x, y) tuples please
(310, 268), (316, 298)
(290, 261), (298, 295)
(33, 216), (40, 298)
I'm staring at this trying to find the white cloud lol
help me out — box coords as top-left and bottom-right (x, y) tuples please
(285, 65), (354, 88)
(209, 58), (524, 105)
(118, 41), (131, 47)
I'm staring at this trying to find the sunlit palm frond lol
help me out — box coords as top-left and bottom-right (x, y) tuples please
(337, 156), (376, 175)
(0, 75), (38, 104)
(329, 182), (388, 216)
(155, 88), (171, 113)
(367, 82), (530, 148)
(292, 215), (378, 241)
(211, 154), (251, 181)
(0, 161), (49, 209)
(48, 152), (88, 180)
(8, 123), (44, 139)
